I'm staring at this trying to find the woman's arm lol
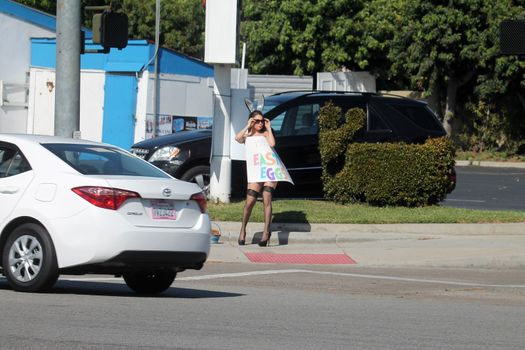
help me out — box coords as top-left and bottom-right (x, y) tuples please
(264, 119), (276, 147)
(235, 118), (254, 144)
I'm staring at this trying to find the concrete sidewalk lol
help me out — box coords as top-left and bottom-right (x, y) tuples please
(208, 161), (525, 268)
(208, 222), (525, 268)
(455, 160), (525, 168)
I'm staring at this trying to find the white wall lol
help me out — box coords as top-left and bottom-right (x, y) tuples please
(135, 73), (214, 141)
(149, 73), (214, 117)
(316, 72), (376, 93)
(27, 68), (55, 135)
(27, 68), (214, 144)
(134, 71), (150, 143)
(0, 12), (55, 133)
(27, 68), (105, 141)
(247, 74), (313, 101)
(79, 70), (105, 141)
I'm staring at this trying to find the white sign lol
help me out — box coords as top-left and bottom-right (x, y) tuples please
(245, 136), (293, 184)
(204, 0), (238, 64)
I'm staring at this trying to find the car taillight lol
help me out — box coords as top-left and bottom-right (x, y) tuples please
(190, 192), (207, 213)
(72, 186), (141, 210)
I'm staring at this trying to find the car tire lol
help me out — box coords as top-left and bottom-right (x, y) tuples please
(181, 165), (210, 198)
(2, 223), (59, 292)
(123, 270), (176, 295)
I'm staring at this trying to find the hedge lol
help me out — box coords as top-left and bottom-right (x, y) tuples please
(318, 102), (455, 206)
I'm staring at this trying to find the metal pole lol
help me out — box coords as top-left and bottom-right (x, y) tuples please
(55, 0), (81, 138)
(152, 0), (161, 125)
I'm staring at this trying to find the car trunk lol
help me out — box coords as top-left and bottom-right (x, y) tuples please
(103, 176), (203, 229)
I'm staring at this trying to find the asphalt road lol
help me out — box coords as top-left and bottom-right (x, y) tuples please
(1, 263), (524, 349)
(442, 166), (525, 211)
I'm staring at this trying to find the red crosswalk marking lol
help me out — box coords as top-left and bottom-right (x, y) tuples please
(244, 253), (357, 265)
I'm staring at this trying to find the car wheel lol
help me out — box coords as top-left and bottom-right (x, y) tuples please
(181, 165), (210, 198)
(2, 223), (59, 292)
(123, 270), (176, 295)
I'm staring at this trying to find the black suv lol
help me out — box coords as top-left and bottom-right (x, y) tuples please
(131, 91), (451, 197)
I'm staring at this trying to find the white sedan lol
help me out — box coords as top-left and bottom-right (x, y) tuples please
(0, 134), (211, 294)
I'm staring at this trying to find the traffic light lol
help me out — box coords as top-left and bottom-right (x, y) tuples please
(500, 20), (525, 55)
(92, 11), (128, 50)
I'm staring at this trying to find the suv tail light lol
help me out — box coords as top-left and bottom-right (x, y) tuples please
(72, 186), (141, 210)
(190, 192), (207, 213)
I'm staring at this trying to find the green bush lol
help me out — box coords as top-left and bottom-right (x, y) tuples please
(318, 102), (455, 206)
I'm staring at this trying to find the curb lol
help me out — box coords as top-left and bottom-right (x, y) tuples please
(212, 222), (525, 244)
(455, 160), (525, 168)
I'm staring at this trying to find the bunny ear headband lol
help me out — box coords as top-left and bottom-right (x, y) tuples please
(244, 97), (254, 112)
(244, 96), (265, 112)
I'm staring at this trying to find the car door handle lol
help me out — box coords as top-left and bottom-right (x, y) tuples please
(0, 186), (19, 194)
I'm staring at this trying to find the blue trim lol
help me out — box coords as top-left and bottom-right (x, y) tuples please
(32, 39), (150, 72)
(150, 48), (213, 77)
(31, 39), (213, 76)
(101, 75), (137, 149)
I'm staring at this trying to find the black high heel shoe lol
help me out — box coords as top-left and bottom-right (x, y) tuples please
(258, 232), (271, 247)
(238, 233), (246, 246)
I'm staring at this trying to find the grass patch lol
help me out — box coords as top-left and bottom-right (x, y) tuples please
(209, 199), (525, 224)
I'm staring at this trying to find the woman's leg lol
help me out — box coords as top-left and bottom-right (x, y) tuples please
(239, 183), (262, 243)
(261, 182), (277, 241)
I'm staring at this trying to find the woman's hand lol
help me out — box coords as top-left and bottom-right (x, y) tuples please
(264, 118), (276, 147)
(247, 118), (255, 128)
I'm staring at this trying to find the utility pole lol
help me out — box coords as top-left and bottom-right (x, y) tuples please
(210, 65), (232, 203)
(204, 0), (238, 203)
(55, 0), (81, 138)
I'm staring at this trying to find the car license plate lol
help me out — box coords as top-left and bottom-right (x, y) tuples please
(151, 200), (177, 220)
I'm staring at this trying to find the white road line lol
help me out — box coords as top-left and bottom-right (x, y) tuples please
(178, 269), (525, 288)
(61, 277), (122, 282)
(443, 199), (486, 203)
(49, 270), (525, 288)
(178, 269), (305, 281)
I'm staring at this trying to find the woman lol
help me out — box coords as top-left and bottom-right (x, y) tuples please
(235, 110), (276, 246)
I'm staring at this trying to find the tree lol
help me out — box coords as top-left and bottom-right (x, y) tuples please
(379, 0), (525, 137)
(350, 0), (406, 89)
(14, 0), (206, 59)
(119, 0), (205, 58)
(14, 0), (56, 14)
(240, 0), (364, 75)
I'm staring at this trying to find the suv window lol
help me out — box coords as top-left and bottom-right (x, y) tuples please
(367, 105), (390, 131)
(270, 103), (320, 137)
(0, 148), (31, 178)
(270, 110), (286, 135)
(384, 102), (443, 132)
(42, 143), (170, 178)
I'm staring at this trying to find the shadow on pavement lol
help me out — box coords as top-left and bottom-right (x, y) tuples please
(273, 210), (312, 245)
(0, 277), (244, 299)
(273, 210), (309, 224)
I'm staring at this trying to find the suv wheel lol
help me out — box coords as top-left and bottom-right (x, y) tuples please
(181, 165), (210, 198)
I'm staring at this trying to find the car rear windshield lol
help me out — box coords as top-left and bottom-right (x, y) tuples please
(42, 143), (171, 178)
